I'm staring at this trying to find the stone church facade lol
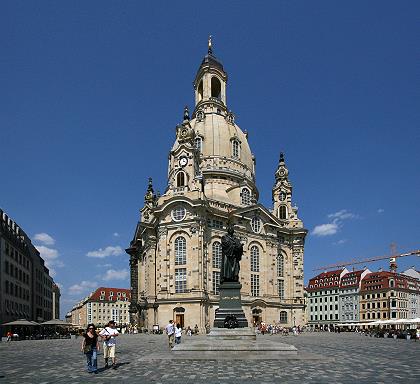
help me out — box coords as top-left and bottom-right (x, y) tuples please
(126, 43), (307, 332)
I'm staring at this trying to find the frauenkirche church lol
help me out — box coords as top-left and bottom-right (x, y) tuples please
(126, 40), (307, 332)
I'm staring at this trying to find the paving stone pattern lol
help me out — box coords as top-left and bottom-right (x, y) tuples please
(0, 333), (419, 383)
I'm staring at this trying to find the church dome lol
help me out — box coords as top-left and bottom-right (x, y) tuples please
(191, 114), (255, 181)
(168, 40), (258, 206)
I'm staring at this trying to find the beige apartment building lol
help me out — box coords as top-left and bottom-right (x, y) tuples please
(67, 287), (131, 328)
(126, 42), (307, 332)
(360, 271), (411, 322)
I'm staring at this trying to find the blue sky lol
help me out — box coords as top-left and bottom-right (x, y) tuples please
(1, 1), (419, 318)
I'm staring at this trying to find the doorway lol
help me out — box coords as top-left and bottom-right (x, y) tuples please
(175, 313), (184, 328)
(252, 308), (262, 326)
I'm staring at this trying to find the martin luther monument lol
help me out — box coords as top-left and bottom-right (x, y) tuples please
(214, 224), (248, 328)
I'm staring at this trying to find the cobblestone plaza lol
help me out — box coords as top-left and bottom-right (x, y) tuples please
(1, 333), (418, 383)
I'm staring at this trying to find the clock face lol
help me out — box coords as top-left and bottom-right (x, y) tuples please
(179, 156), (188, 167)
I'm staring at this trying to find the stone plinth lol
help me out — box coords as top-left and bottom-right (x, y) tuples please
(213, 281), (248, 328)
(207, 327), (256, 340)
(172, 334), (298, 358)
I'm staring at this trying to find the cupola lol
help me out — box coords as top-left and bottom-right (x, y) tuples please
(193, 37), (228, 116)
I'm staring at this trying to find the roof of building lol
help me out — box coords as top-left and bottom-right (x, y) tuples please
(339, 270), (365, 288)
(88, 287), (131, 302)
(306, 269), (343, 292)
(360, 271), (409, 292)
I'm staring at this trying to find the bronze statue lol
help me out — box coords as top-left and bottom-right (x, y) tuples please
(221, 224), (243, 283)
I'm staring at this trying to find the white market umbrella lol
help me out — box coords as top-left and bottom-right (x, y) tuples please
(2, 319), (38, 326)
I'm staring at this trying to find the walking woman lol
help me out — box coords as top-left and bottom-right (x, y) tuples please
(81, 323), (100, 373)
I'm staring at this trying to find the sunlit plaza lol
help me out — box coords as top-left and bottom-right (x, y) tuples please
(1, 332), (419, 383)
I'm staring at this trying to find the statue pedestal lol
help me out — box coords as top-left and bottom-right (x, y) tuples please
(213, 282), (248, 328)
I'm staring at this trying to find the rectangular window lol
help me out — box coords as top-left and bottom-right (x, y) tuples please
(212, 271), (220, 295)
(251, 274), (259, 297)
(175, 268), (187, 293)
(278, 279), (284, 299)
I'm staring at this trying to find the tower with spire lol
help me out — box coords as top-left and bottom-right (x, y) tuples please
(127, 40), (307, 332)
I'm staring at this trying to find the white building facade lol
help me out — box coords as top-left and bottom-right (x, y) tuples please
(306, 268), (348, 329)
(339, 269), (370, 323)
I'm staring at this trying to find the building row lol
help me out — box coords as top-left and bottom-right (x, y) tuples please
(66, 287), (131, 328)
(0, 209), (60, 324)
(306, 267), (420, 328)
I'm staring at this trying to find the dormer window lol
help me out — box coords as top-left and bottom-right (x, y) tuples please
(232, 139), (240, 159)
(241, 188), (251, 205)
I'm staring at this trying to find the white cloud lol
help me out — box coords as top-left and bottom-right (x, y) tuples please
(312, 209), (358, 237)
(34, 232), (55, 245)
(86, 246), (124, 258)
(113, 232), (120, 237)
(334, 239), (348, 245)
(35, 245), (64, 277)
(35, 245), (58, 261)
(377, 208), (385, 214)
(327, 209), (357, 221)
(103, 269), (129, 281)
(312, 223), (339, 237)
(68, 281), (98, 295)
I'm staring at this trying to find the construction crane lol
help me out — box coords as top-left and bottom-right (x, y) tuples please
(313, 249), (420, 272)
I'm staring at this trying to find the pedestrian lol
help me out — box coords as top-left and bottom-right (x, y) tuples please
(186, 326), (192, 336)
(99, 320), (119, 369)
(81, 323), (99, 374)
(6, 331), (12, 342)
(175, 323), (182, 344)
(165, 320), (175, 349)
(194, 324), (199, 335)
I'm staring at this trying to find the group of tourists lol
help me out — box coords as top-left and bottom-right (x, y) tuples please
(164, 320), (200, 348)
(257, 322), (302, 336)
(81, 320), (119, 374)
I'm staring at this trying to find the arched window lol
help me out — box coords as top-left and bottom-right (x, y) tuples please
(198, 80), (203, 101)
(212, 241), (222, 269)
(280, 311), (288, 324)
(232, 140), (240, 159)
(195, 136), (202, 153)
(241, 188), (251, 205)
(211, 77), (221, 99)
(175, 236), (186, 265)
(177, 172), (185, 187)
(279, 205), (288, 220)
(277, 254), (284, 277)
(251, 246), (259, 272)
